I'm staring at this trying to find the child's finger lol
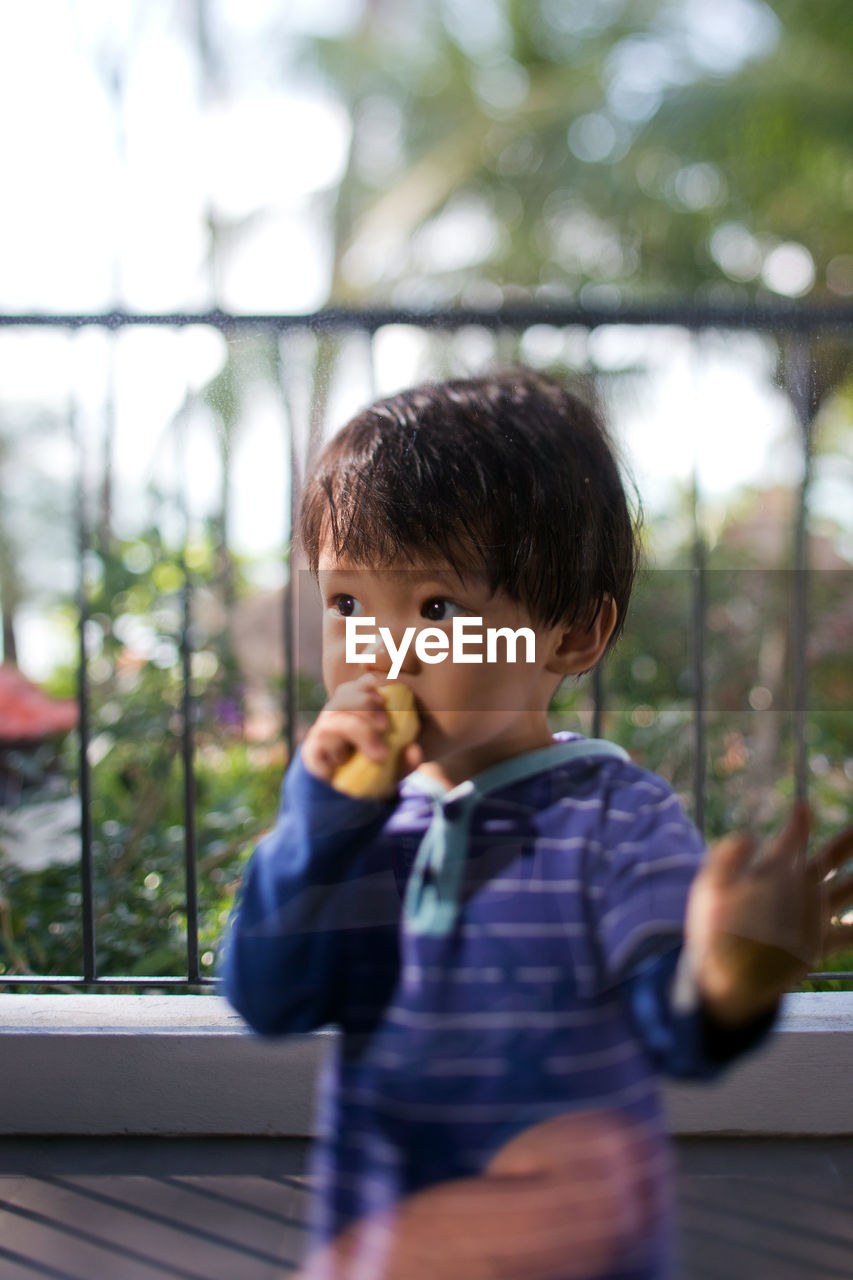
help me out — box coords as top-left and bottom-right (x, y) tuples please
(339, 664), (389, 695)
(331, 712), (389, 760)
(764, 802), (811, 864)
(813, 824), (853, 881)
(705, 833), (755, 884)
(309, 713), (389, 773)
(400, 741), (423, 776)
(329, 675), (386, 712)
(827, 870), (853, 918)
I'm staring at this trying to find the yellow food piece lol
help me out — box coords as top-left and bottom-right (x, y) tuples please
(332, 683), (420, 799)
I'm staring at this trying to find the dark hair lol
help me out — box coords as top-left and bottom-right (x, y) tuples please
(298, 369), (640, 649)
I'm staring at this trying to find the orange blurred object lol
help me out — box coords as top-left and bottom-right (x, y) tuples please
(0, 663), (78, 744)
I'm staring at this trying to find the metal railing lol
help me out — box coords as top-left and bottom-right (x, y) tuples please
(1, 301), (852, 989)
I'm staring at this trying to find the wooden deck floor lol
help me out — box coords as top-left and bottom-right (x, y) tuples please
(0, 1137), (851, 1279)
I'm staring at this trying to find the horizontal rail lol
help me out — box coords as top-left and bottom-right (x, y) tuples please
(0, 975), (217, 988)
(2, 973), (849, 990)
(1, 303), (853, 334)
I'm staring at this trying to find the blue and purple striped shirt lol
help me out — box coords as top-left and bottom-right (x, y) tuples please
(223, 733), (776, 1279)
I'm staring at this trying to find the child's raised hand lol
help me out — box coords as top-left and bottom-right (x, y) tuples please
(301, 673), (422, 796)
(685, 804), (853, 1026)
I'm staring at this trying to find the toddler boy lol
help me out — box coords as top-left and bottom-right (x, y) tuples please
(222, 371), (853, 1279)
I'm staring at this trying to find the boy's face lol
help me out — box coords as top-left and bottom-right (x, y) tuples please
(316, 540), (590, 786)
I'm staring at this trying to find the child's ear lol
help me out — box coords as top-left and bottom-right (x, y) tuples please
(545, 597), (617, 677)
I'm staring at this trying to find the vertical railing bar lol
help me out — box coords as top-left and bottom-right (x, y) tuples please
(591, 663), (604, 740)
(586, 333), (605, 742)
(366, 327), (379, 402)
(276, 336), (298, 766)
(72, 396), (97, 983)
(691, 473), (707, 837)
(283, 525), (296, 769)
(176, 395), (199, 984)
(687, 332), (708, 836)
(180, 559), (200, 984)
(283, 572), (296, 765)
(787, 334), (814, 806)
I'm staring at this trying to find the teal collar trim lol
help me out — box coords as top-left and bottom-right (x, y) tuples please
(401, 736), (628, 936)
(403, 735), (628, 803)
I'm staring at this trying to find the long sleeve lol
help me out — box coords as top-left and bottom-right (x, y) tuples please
(581, 763), (779, 1078)
(624, 945), (779, 1080)
(220, 750), (396, 1036)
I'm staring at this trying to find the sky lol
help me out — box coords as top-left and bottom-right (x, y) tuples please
(0, 0), (845, 679)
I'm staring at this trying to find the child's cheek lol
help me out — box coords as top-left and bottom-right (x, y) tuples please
(320, 629), (350, 694)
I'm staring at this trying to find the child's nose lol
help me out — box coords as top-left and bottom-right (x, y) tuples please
(369, 625), (418, 676)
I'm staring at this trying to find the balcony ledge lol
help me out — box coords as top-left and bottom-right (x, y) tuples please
(1, 991), (851, 1137)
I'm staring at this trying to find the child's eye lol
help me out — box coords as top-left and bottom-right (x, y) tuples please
(331, 594), (363, 618)
(421, 597), (465, 623)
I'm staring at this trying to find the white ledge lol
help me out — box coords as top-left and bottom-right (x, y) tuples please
(0, 992), (851, 1137)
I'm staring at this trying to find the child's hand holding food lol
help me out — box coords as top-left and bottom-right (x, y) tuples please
(301, 675), (421, 799)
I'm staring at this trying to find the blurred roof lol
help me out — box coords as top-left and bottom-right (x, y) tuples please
(0, 664), (78, 744)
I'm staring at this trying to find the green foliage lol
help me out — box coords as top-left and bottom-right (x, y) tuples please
(0, 528), (284, 989)
(0, 741), (281, 988)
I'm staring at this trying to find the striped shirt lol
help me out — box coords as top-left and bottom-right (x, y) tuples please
(222, 733), (775, 1280)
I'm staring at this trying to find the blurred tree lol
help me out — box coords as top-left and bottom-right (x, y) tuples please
(295, 0), (852, 311)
